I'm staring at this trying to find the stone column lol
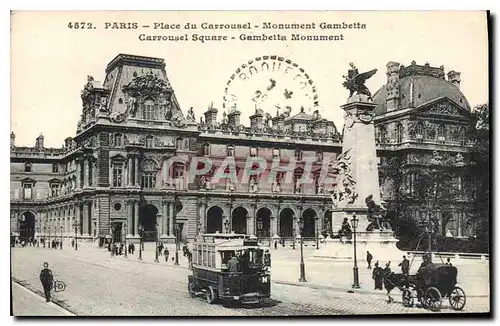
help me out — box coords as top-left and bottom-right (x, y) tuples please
(134, 201), (140, 237)
(169, 202), (174, 236)
(81, 202), (88, 236)
(160, 201), (168, 238)
(83, 159), (89, 188)
(76, 159), (82, 189)
(128, 156), (133, 186)
(135, 156), (140, 186)
(127, 201), (133, 237)
(76, 203), (82, 235)
(271, 216), (278, 237)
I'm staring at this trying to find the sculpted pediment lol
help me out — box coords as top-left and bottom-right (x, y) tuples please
(418, 98), (472, 119)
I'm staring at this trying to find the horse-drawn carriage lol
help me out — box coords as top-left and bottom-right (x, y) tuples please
(400, 264), (466, 311)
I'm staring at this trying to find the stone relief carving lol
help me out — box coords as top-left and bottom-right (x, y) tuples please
(186, 107), (196, 122)
(329, 149), (358, 207)
(154, 136), (164, 147)
(428, 102), (461, 116)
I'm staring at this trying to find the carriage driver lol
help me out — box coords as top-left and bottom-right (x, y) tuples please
(418, 254), (433, 274)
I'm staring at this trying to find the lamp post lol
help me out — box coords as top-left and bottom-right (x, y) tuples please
(72, 220), (78, 251)
(123, 223), (128, 258)
(315, 217), (319, 250)
(427, 212), (433, 263)
(60, 225), (63, 250)
(257, 218), (263, 244)
(223, 219), (230, 234)
(138, 225), (143, 261)
(37, 226), (40, 247)
(110, 224), (115, 257)
(351, 212), (360, 289)
(48, 226), (51, 249)
(43, 226), (46, 248)
(292, 227), (296, 250)
(298, 217), (307, 282)
(154, 221), (159, 263)
(174, 223), (180, 266)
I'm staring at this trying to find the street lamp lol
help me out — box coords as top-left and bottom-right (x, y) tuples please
(37, 226), (40, 247)
(154, 221), (159, 263)
(223, 219), (230, 234)
(257, 218), (263, 244)
(48, 226), (51, 249)
(43, 226), (46, 248)
(110, 224), (115, 257)
(138, 225), (144, 261)
(123, 222), (128, 258)
(60, 225), (63, 250)
(315, 217), (319, 250)
(298, 217), (307, 282)
(72, 220), (78, 251)
(174, 223), (180, 266)
(351, 212), (360, 289)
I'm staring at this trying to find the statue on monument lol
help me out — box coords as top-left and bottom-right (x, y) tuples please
(329, 149), (358, 207)
(342, 63), (378, 100)
(365, 194), (392, 231)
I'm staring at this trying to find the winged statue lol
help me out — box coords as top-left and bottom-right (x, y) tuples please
(342, 63), (377, 99)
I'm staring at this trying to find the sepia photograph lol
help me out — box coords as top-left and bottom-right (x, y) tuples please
(9, 10), (490, 317)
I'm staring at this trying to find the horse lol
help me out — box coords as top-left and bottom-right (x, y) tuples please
(382, 273), (414, 303)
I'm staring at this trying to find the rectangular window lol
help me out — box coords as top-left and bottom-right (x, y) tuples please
(143, 104), (155, 120)
(50, 184), (59, 197)
(141, 173), (156, 189)
(112, 163), (123, 187)
(316, 151), (323, 161)
(52, 164), (58, 173)
(145, 137), (154, 148)
(250, 147), (257, 157)
(23, 184), (32, 200)
(24, 163), (32, 173)
(295, 150), (303, 161)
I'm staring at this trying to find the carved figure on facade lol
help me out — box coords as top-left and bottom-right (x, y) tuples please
(342, 63), (377, 99)
(329, 149), (358, 207)
(186, 107), (196, 122)
(429, 102), (460, 116)
(154, 137), (164, 147)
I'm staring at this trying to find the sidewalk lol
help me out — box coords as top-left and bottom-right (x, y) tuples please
(11, 282), (74, 316)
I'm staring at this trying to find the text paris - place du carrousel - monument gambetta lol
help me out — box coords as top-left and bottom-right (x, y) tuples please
(135, 21), (366, 42)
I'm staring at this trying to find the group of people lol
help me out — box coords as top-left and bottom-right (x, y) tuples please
(12, 238), (64, 249)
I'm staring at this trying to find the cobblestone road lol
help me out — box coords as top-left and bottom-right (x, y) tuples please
(11, 247), (490, 316)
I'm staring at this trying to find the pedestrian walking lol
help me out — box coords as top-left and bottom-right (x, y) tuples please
(446, 257), (452, 266)
(264, 250), (271, 267)
(131, 243), (135, 255)
(366, 251), (373, 269)
(274, 240), (278, 250)
(164, 248), (169, 262)
(119, 243), (124, 255)
(71, 239), (75, 248)
(186, 249), (193, 270)
(39, 262), (54, 302)
(399, 256), (410, 276)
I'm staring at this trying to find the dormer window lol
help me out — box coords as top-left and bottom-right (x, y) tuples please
(295, 149), (303, 161)
(21, 178), (36, 200)
(143, 99), (156, 120)
(24, 162), (32, 173)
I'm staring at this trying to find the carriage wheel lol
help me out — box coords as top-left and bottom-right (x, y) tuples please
(206, 286), (217, 304)
(188, 279), (196, 298)
(449, 287), (466, 311)
(424, 287), (442, 311)
(402, 289), (414, 307)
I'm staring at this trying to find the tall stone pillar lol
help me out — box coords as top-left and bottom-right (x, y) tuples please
(76, 203), (82, 235)
(82, 202), (89, 236)
(169, 202), (174, 236)
(134, 201), (140, 237)
(128, 156), (133, 186)
(135, 157), (140, 186)
(160, 201), (168, 238)
(83, 159), (89, 188)
(126, 201), (133, 237)
(271, 216), (278, 237)
(76, 159), (82, 189)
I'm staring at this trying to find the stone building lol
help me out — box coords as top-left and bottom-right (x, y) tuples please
(373, 61), (478, 238)
(10, 55), (479, 245)
(10, 54), (342, 245)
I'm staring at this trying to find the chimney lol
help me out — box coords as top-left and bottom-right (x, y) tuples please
(10, 132), (15, 148)
(447, 70), (461, 89)
(227, 109), (241, 128)
(385, 61), (401, 112)
(64, 137), (73, 149)
(204, 102), (218, 129)
(249, 106), (264, 131)
(35, 134), (44, 149)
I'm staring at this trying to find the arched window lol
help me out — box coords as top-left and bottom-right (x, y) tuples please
(437, 124), (446, 142)
(141, 159), (157, 189)
(142, 99), (156, 120)
(395, 123), (403, 143)
(415, 122), (424, 140)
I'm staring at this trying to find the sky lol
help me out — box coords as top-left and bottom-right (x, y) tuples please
(10, 11), (488, 148)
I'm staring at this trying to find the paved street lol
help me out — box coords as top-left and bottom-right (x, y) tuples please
(11, 244), (490, 316)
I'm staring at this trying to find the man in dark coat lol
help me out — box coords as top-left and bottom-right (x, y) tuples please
(399, 256), (410, 275)
(366, 251), (373, 269)
(39, 262), (54, 302)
